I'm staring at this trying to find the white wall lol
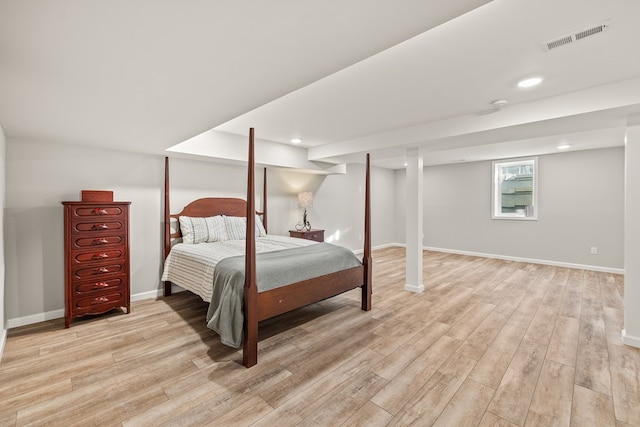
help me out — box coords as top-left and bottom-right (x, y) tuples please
(5, 139), (165, 325)
(165, 159), (391, 251)
(0, 124), (6, 359)
(4, 139), (395, 326)
(395, 147), (625, 270)
(311, 163), (395, 250)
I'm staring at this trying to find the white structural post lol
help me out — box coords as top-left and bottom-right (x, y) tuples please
(623, 114), (640, 347)
(405, 148), (424, 292)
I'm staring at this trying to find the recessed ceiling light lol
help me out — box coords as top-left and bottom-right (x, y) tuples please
(290, 138), (302, 144)
(517, 77), (543, 88)
(557, 144), (571, 150)
(491, 99), (508, 109)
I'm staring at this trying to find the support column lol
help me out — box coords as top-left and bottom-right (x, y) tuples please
(623, 114), (640, 347)
(405, 148), (424, 292)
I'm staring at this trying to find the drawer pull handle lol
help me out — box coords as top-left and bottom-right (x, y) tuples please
(92, 223), (109, 230)
(96, 267), (110, 274)
(93, 238), (109, 245)
(94, 282), (109, 289)
(93, 253), (109, 260)
(91, 296), (109, 304)
(91, 208), (108, 215)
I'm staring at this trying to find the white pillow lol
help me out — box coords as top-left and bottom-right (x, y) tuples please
(224, 216), (246, 240)
(223, 215), (267, 240)
(256, 215), (267, 237)
(179, 215), (227, 244)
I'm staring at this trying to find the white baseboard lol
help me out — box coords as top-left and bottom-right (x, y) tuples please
(6, 309), (65, 329)
(421, 245), (624, 275)
(131, 284), (185, 301)
(131, 289), (163, 302)
(404, 283), (425, 293)
(622, 330), (640, 348)
(6, 286), (186, 329)
(352, 242), (397, 256)
(0, 328), (6, 363)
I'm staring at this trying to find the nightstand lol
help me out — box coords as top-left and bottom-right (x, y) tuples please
(289, 229), (325, 242)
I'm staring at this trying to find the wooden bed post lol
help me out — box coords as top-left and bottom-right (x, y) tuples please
(163, 156), (172, 297)
(262, 167), (268, 233)
(362, 153), (372, 311)
(243, 128), (258, 367)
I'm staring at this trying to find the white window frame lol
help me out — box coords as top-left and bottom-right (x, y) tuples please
(492, 157), (538, 220)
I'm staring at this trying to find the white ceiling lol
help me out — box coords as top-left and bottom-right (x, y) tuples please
(1, 0), (639, 170)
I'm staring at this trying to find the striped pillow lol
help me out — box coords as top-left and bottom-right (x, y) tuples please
(256, 215), (267, 237)
(223, 215), (267, 240)
(179, 215), (227, 244)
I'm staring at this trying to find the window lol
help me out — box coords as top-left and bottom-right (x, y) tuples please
(492, 157), (537, 220)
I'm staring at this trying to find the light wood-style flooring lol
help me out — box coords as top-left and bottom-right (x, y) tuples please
(1, 247), (639, 426)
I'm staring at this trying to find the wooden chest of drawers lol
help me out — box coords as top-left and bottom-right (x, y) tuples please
(62, 201), (131, 327)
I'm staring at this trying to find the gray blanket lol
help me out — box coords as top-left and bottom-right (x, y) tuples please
(205, 243), (362, 348)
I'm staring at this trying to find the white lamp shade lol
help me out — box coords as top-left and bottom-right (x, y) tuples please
(297, 192), (313, 209)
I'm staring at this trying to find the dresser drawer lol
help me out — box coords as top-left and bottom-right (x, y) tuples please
(71, 248), (125, 265)
(71, 219), (126, 234)
(304, 231), (324, 242)
(72, 234), (125, 249)
(74, 277), (125, 294)
(289, 229), (324, 242)
(73, 291), (126, 314)
(72, 262), (125, 280)
(70, 205), (126, 219)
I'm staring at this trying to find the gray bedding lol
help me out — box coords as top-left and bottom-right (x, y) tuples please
(205, 242), (362, 348)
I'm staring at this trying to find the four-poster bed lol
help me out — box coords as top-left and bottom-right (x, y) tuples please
(162, 128), (372, 367)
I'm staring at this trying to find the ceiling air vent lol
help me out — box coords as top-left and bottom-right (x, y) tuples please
(541, 19), (611, 52)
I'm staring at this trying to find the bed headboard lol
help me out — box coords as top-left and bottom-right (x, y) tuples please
(163, 157), (268, 261)
(169, 197), (262, 240)
(175, 197), (247, 218)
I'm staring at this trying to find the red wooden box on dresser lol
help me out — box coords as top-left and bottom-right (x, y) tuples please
(62, 199), (131, 327)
